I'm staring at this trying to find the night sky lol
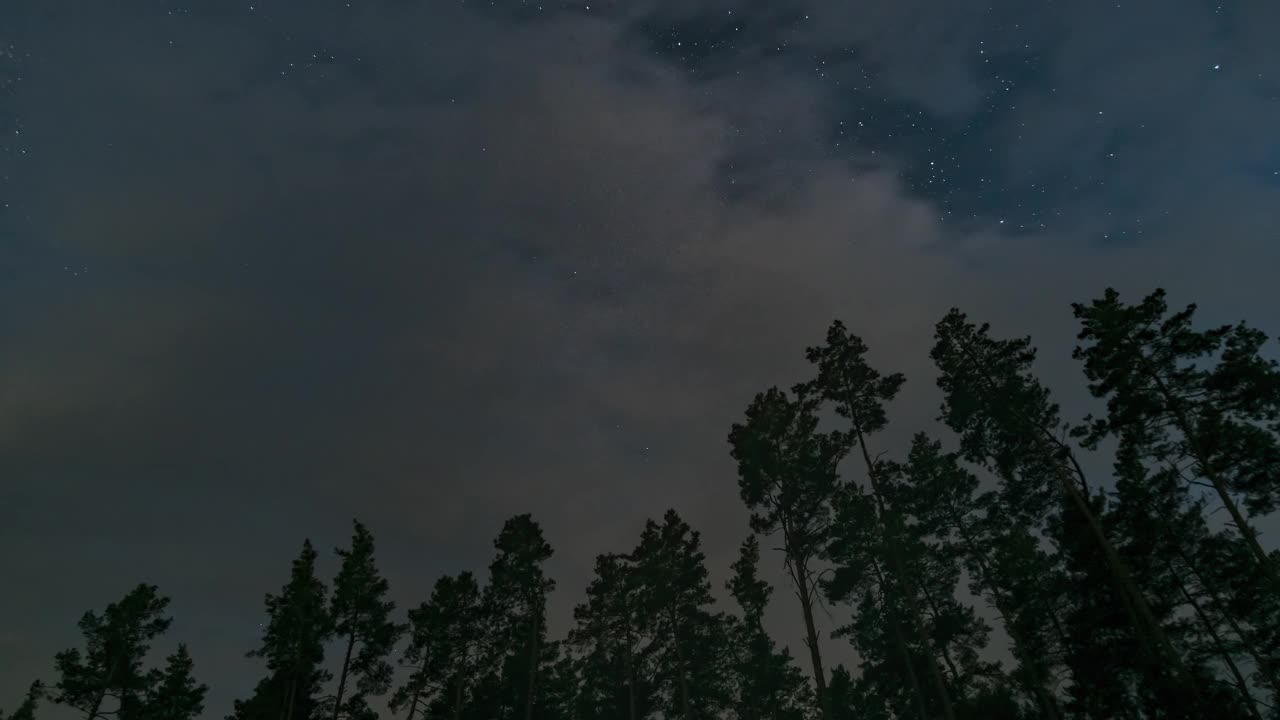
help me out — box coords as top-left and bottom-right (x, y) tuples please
(2, 0), (1279, 715)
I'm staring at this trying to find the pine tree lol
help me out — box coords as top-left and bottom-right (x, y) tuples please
(823, 475), (932, 720)
(806, 321), (957, 720)
(826, 666), (881, 720)
(897, 435), (1062, 719)
(1061, 375), (1263, 718)
(930, 308), (1201, 706)
(408, 572), (487, 720)
(481, 514), (556, 720)
(725, 536), (812, 720)
(890, 445), (1007, 718)
(629, 510), (730, 720)
(141, 645), (207, 720)
(1, 682), (45, 720)
(53, 584), (173, 720)
(330, 521), (404, 720)
(976, 497), (1072, 715)
(231, 540), (333, 720)
(729, 384), (845, 719)
(569, 554), (655, 720)
(533, 646), (576, 720)
(1072, 288), (1280, 588)
(389, 601), (438, 720)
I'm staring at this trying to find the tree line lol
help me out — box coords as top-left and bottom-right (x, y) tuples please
(7, 287), (1279, 720)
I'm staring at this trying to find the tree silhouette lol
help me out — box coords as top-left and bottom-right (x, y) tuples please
(898, 434), (1063, 719)
(930, 308), (1201, 707)
(729, 384), (844, 719)
(329, 521), (403, 720)
(53, 584), (173, 720)
(570, 553), (654, 720)
(231, 540), (332, 720)
(630, 509), (729, 720)
(1073, 288), (1280, 589)
(0, 682), (45, 720)
(889, 439), (1012, 719)
(409, 572), (487, 720)
(21, 285), (1280, 720)
(480, 514), (556, 720)
(141, 646), (207, 720)
(807, 320), (957, 720)
(724, 536), (811, 720)
(388, 601), (437, 720)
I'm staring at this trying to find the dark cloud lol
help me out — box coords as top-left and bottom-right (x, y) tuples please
(2, 0), (1277, 715)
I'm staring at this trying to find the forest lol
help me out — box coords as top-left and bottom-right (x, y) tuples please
(5, 287), (1279, 720)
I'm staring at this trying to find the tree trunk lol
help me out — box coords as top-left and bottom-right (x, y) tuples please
(526, 602), (541, 720)
(86, 690), (107, 720)
(332, 633), (356, 720)
(670, 605), (691, 720)
(452, 672), (465, 720)
(406, 656), (429, 720)
(1169, 563), (1262, 720)
(1207, 469), (1276, 582)
(792, 560), (830, 720)
(915, 573), (965, 692)
(282, 670), (297, 720)
(405, 687), (421, 720)
(1054, 461), (1195, 687)
(625, 619), (637, 720)
(86, 656), (121, 720)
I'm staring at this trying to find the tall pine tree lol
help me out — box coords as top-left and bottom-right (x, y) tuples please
(897, 435), (1062, 720)
(569, 554), (654, 720)
(53, 584), (173, 720)
(330, 521), (403, 720)
(807, 321), (957, 720)
(401, 572), (487, 720)
(931, 308), (1205, 715)
(0, 682), (45, 720)
(141, 645), (207, 720)
(1072, 288), (1280, 588)
(629, 510), (729, 720)
(724, 536), (812, 720)
(231, 540), (333, 720)
(729, 384), (845, 719)
(480, 514), (556, 720)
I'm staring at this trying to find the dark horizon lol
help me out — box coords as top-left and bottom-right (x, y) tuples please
(2, 2), (1279, 719)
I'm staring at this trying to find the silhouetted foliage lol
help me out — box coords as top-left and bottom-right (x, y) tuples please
(28, 286), (1280, 720)
(478, 514), (557, 720)
(808, 320), (958, 720)
(570, 554), (656, 720)
(0, 682), (45, 720)
(142, 646), (207, 720)
(53, 584), (175, 720)
(729, 384), (844, 719)
(330, 521), (404, 720)
(420, 572), (488, 720)
(231, 540), (333, 720)
(630, 510), (730, 720)
(724, 536), (812, 720)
